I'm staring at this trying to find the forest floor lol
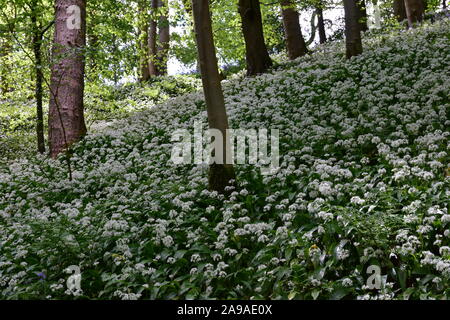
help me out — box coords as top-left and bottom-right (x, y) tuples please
(0, 20), (449, 300)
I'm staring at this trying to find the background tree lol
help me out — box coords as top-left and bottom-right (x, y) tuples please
(280, 0), (308, 60)
(170, 0), (285, 74)
(316, 4), (327, 44)
(146, 0), (170, 77)
(192, 0), (235, 193)
(156, 0), (170, 76)
(148, 0), (159, 76)
(85, 0), (136, 84)
(48, 0), (87, 157)
(1, 0), (53, 153)
(393, 0), (407, 23)
(238, 0), (272, 75)
(137, 0), (150, 82)
(343, 0), (363, 58)
(30, 0), (54, 153)
(0, 21), (13, 95)
(356, 0), (368, 32)
(404, 0), (425, 27)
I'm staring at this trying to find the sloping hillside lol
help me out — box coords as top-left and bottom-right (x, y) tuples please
(0, 21), (449, 300)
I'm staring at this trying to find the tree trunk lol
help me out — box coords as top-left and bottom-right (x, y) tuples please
(343, 0), (363, 59)
(148, 0), (158, 76)
(0, 23), (13, 95)
(280, 0), (307, 60)
(393, 0), (407, 22)
(138, 0), (150, 82)
(192, 0), (235, 193)
(87, 27), (99, 71)
(0, 40), (10, 95)
(404, 0), (424, 28)
(356, 0), (368, 32)
(156, 0), (170, 76)
(238, 0), (272, 76)
(48, 0), (87, 158)
(31, 0), (46, 154)
(316, 7), (327, 44)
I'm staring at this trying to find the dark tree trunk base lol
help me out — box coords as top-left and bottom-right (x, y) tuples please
(317, 7), (327, 44)
(356, 0), (369, 32)
(239, 0), (273, 76)
(208, 164), (236, 194)
(281, 0), (308, 60)
(344, 0), (363, 59)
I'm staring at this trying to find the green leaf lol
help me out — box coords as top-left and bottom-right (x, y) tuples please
(402, 288), (415, 300)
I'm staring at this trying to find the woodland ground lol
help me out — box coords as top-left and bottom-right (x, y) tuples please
(0, 20), (449, 300)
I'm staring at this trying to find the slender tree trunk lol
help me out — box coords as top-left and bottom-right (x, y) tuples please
(0, 23), (13, 95)
(48, 0), (87, 158)
(148, 0), (158, 76)
(443, 0), (447, 9)
(316, 6), (327, 44)
(156, 0), (170, 76)
(305, 10), (317, 46)
(87, 27), (99, 71)
(31, 0), (46, 154)
(280, 0), (307, 60)
(238, 0), (272, 76)
(343, 0), (363, 59)
(0, 40), (10, 95)
(404, 0), (425, 28)
(138, 0), (150, 81)
(34, 38), (46, 154)
(356, 0), (368, 32)
(192, 0), (235, 193)
(393, 0), (407, 22)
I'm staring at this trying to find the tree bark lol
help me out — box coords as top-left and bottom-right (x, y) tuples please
(48, 0), (87, 158)
(0, 23), (13, 95)
(404, 0), (425, 28)
(192, 0), (235, 193)
(156, 0), (170, 76)
(0, 41), (10, 95)
(238, 0), (272, 76)
(148, 0), (158, 76)
(280, 0), (307, 60)
(393, 0), (407, 22)
(31, 0), (46, 154)
(343, 0), (363, 59)
(316, 6), (327, 44)
(138, 0), (150, 81)
(87, 26), (99, 71)
(356, 0), (368, 32)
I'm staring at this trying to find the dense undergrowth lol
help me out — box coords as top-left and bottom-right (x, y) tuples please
(0, 21), (449, 300)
